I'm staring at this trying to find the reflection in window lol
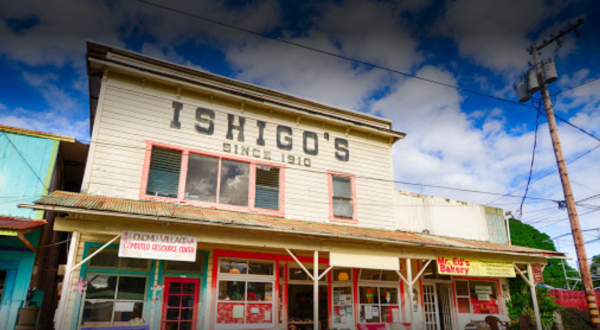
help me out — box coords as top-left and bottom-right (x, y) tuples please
(332, 176), (353, 218)
(185, 154), (219, 203)
(219, 160), (250, 206)
(358, 286), (400, 324)
(81, 275), (146, 327)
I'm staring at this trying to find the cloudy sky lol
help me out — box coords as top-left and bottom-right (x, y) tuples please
(1, 0), (599, 272)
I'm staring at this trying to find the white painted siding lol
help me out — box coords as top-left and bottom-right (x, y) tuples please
(84, 70), (397, 229)
(394, 191), (506, 242)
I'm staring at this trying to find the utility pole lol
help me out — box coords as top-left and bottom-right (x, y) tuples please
(527, 18), (600, 329)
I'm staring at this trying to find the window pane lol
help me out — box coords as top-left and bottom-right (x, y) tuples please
(86, 275), (117, 299)
(219, 160), (250, 206)
(455, 281), (469, 296)
(470, 281), (498, 314)
(246, 282), (273, 302)
(333, 268), (352, 281)
(88, 248), (119, 268)
(333, 198), (353, 218)
(333, 286), (353, 305)
(360, 304), (381, 323)
(147, 147), (182, 198)
(380, 270), (399, 282)
(380, 287), (398, 304)
(249, 262), (274, 275)
(380, 306), (401, 323)
(457, 297), (471, 313)
(165, 257), (205, 274)
(332, 177), (352, 198)
(219, 281), (246, 301)
(117, 277), (146, 300)
(360, 269), (380, 281)
(360, 286), (380, 304)
(119, 257), (150, 270)
(81, 301), (113, 326)
(185, 154), (218, 203)
(255, 186), (279, 210)
(113, 302), (144, 326)
(289, 268), (308, 280)
(220, 260), (247, 274)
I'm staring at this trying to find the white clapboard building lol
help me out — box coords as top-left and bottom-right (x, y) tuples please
(22, 41), (563, 330)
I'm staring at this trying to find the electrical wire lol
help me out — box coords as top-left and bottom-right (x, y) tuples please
(1, 132), (50, 193)
(517, 101), (541, 218)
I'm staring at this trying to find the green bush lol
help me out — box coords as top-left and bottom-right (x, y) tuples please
(506, 283), (561, 330)
(560, 307), (594, 330)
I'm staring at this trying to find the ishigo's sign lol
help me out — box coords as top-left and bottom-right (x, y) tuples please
(437, 256), (516, 277)
(118, 230), (197, 262)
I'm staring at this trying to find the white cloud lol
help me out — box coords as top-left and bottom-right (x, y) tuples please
(0, 106), (89, 140)
(435, 0), (572, 76)
(225, 0), (423, 109)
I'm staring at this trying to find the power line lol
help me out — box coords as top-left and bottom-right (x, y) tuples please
(552, 76), (600, 96)
(517, 103), (541, 218)
(132, 0), (542, 110)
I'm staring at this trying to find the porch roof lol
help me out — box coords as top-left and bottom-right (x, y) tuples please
(23, 191), (564, 259)
(0, 216), (46, 230)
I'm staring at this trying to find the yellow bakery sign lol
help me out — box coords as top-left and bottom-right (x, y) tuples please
(437, 256), (515, 278)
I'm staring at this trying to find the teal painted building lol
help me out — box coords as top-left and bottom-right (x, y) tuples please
(0, 126), (74, 330)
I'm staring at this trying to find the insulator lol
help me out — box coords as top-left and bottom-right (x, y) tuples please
(526, 70), (540, 93)
(515, 79), (530, 103)
(542, 59), (558, 84)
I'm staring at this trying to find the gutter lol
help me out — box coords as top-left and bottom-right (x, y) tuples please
(19, 203), (566, 260)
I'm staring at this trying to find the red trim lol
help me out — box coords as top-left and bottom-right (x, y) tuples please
(327, 269), (332, 329)
(353, 268), (359, 325)
(418, 260), (424, 310)
(140, 140), (286, 217)
(284, 263), (288, 326)
(327, 170), (358, 223)
(400, 270), (406, 322)
(161, 277), (200, 330)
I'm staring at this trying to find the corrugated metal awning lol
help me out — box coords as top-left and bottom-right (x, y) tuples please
(21, 191), (566, 259)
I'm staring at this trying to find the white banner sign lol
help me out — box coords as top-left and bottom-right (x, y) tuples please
(119, 230), (197, 262)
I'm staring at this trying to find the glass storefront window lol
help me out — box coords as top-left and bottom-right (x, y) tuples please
(216, 258), (276, 328)
(81, 275), (147, 327)
(358, 286), (400, 324)
(455, 280), (499, 314)
(88, 248), (150, 271)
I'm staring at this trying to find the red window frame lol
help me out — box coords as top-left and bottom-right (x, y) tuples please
(161, 277), (201, 330)
(328, 170), (358, 223)
(140, 141), (286, 217)
(452, 277), (502, 315)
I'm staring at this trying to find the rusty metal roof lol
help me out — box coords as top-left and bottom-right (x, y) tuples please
(0, 216), (46, 230)
(29, 191), (564, 258)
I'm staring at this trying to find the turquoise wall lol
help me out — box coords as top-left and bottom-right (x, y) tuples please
(0, 132), (58, 219)
(0, 131), (59, 330)
(0, 230), (41, 330)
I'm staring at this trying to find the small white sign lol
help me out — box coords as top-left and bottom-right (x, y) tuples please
(265, 311), (271, 321)
(477, 294), (491, 301)
(118, 230), (197, 262)
(251, 307), (259, 314)
(114, 301), (135, 312)
(233, 305), (244, 319)
(474, 285), (492, 294)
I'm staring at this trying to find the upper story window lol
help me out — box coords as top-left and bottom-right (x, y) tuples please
(142, 142), (284, 216)
(328, 171), (357, 223)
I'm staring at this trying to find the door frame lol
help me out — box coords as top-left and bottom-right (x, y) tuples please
(436, 283), (456, 330)
(161, 277), (201, 330)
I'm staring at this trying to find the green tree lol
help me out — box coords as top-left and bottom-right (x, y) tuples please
(507, 218), (565, 328)
(591, 254), (600, 287)
(509, 218), (579, 289)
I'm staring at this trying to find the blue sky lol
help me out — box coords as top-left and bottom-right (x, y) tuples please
(1, 0), (599, 272)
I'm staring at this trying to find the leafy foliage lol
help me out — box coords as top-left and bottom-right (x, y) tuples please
(560, 307), (594, 330)
(507, 218), (564, 329)
(591, 254), (600, 287)
(509, 218), (579, 289)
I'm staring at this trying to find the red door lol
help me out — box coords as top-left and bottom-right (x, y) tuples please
(162, 278), (200, 330)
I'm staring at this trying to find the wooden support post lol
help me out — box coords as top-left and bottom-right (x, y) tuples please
(515, 264), (542, 330)
(407, 258), (414, 327)
(314, 250), (319, 330)
(54, 231), (80, 330)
